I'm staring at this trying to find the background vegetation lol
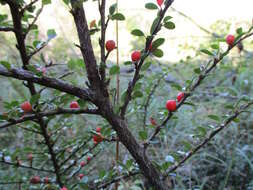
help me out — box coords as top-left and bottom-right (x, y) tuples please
(0, 0), (253, 189)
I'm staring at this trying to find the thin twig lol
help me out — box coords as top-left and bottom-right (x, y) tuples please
(164, 100), (253, 177)
(0, 108), (100, 130)
(0, 160), (54, 173)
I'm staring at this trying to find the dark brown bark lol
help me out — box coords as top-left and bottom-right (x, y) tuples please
(0, 67), (93, 101)
(70, 0), (102, 89)
(99, 102), (169, 190)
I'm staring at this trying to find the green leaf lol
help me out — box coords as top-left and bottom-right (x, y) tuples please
(236, 27), (243, 35)
(139, 130), (148, 140)
(124, 61), (132, 65)
(133, 82), (142, 91)
(30, 94), (40, 105)
(0, 14), (8, 23)
(141, 61), (152, 71)
(109, 3), (117, 15)
(152, 49), (163, 58)
(26, 65), (42, 76)
(133, 90), (143, 98)
(183, 102), (195, 107)
(163, 16), (172, 22)
(0, 61), (11, 70)
(131, 29), (145, 37)
(208, 115), (220, 122)
(164, 21), (175, 30)
(211, 44), (219, 50)
(200, 49), (213, 56)
(111, 13), (125, 21)
(126, 159), (133, 170)
(67, 58), (85, 72)
(99, 170), (106, 179)
(233, 118), (240, 123)
(150, 17), (159, 34)
(171, 83), (182, 91)
(109, 65), (120, 75)
(152, 38), (165, 49)
(182, 141), (192, 151)
(47, 29), (57, 40)
(145, 3), (158, 10)
(193, 68), (201, 74)
(42, 0), (51, 5)
(62, 0), (69, 5)
(121, 90), (127, 102)
(224, 104), (234, 110)
(196, 126), (207, 136)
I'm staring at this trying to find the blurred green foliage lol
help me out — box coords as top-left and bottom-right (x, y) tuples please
(0, 1), (253, 190)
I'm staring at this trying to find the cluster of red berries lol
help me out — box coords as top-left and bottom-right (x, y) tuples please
(166, 92), (184, 112)
(21, 100), (82, 113)
(93, 127), (103, 144)
(80, 156), (92, 167)
(78, 156), (93, 180)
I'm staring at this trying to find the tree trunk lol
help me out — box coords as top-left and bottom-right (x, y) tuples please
(101, 103), (168, 190)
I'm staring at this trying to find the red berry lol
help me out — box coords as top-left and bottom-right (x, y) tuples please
(30, 176), (41, 184)
(70, 101), (79, 109)
(44, 177), (50, 184)
(27, 153), (33, 161)
(166, 100), (177, 112)
(150, 117), (157, 126)
(177, 92), (184, 102)
(96, 127), (101, 132)
(106, 40), (116, 52)
(131, 51), (141, 62)
(226, 34), (235, 46)
(93, 133), (103, 143)
(79, 173), (85, 180)
(61, 187), (68, 190)
(87, 156), (92, 162)
(157, 0), (164, 7)
(80, 161), (86, 167)
(21, 101), (32, 113)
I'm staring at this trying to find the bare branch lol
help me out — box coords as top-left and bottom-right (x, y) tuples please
(97, 171), (140, 189)
(98, 0), (106, 82)
(0, 27), (15, 32)
(0, 108), (100, 130)
(143, 74), (166, 128)
(0, 67), (93, 101)
(0, 160), (54, 173)
(70, 0), (101, 88)
(25, 5), (44, 38)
